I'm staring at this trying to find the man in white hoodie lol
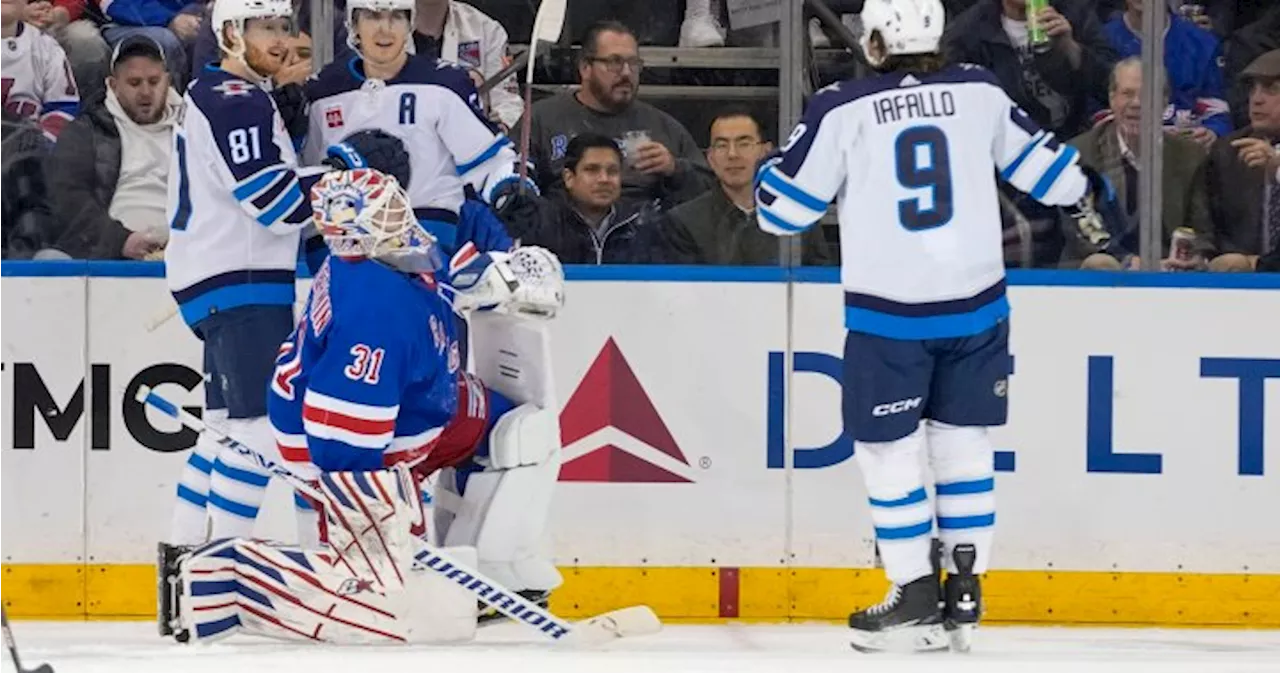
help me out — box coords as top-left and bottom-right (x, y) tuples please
(48, 34), (182, 259)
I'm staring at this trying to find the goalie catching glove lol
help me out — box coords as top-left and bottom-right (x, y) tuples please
(442, 243), (565, 318)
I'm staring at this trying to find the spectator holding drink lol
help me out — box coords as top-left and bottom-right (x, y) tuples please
(1064, 58), (1212, 270)
(943, 0), (1116, 138)
(523, 20), (714, 210)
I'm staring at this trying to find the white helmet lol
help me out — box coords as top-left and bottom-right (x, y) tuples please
(345, 0), (416, 54)
(212, 0), (292, 57)
(858, 0), (945, 68)
(312, 169), (442, 273)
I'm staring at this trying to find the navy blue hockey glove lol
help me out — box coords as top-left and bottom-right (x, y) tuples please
(324, 129), (413, 188)
(488, 181), (540, 240)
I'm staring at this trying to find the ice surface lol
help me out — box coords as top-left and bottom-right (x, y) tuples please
(4, 621), (1278, 673)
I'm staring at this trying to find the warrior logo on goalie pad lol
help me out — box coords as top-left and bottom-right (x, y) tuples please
(336, 578), (377, 597)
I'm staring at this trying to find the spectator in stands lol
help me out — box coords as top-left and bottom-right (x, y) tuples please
(2, 0), (79, 139)
(1203, 49), (1280, 272)
(524, 20), (715, 210)
(412, 0), (522, 131)
(515, 133), (669, 264)
(1101, 0), (1230, 146)
(664, 107), (832, 265)
(1224, 5), (1279, 129)
(1064, 57), (1212, 269)
(101, 0), (202, 86)
(22, 0), (111, 104)
(47, 36), (179, 259)
(2, 109), (59, 258)
(944, 0), (1116, 138)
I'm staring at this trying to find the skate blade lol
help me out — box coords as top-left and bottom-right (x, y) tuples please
(946, 623), (975, 653)
(849, 623), (949, 654)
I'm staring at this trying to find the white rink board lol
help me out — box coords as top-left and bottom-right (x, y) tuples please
(2, 274), (1278, 574)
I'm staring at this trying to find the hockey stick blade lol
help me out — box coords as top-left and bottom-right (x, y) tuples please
(136, 386), (662, 646)
(2, 608), (54, 673)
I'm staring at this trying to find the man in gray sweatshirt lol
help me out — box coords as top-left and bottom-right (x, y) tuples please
(523, 20), (715, 210)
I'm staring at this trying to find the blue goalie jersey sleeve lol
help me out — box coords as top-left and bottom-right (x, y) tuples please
(267, 258), (461, 473)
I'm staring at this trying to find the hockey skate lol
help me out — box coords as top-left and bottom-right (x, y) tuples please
(848, 539), (947, 654)
(943, 543), (982, 653)
(156, 542), (193, 642)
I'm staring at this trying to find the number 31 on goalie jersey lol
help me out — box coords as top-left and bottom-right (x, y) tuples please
(895, 125), (954, 231)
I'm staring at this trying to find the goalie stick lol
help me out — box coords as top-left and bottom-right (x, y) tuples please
(136, 385), (660, 646)
(2, 608), (53, 673)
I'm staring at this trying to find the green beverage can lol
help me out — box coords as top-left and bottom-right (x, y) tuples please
(1027, 0), (1050, 51)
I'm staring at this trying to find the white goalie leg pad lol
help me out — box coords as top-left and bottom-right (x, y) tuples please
(442, 406), (563, 592)
(179, 536), (472, 644)
(489, 403), (559, 469)
(855, 427), (935, 585)
(925, 420), (996, 575)
(319, 468), (477, 643)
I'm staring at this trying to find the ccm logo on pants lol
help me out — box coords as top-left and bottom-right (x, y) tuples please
(872, 397), (923, 417)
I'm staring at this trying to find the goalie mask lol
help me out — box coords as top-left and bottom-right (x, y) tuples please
(311, 169), (443, 274)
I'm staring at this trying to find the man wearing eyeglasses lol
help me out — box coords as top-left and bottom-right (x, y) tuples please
(523, 19), (714, 210)
(663, 107), (834, 265)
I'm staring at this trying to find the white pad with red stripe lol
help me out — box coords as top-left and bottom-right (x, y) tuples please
(179, 469), (477, 644)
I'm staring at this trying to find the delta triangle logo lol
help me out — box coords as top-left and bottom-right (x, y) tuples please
(558, 337), (693, 483)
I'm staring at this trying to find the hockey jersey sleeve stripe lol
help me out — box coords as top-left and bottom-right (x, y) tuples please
(456, 135), (512, 176)
(1029, 145), (1079, 201)
(999, 130), (1049, 182)
(388, 426), (445, 452)
(760, 168), (828, 214)
(255, 183), (306, 227)
(758, 203), (811, 234)
(233, 166), (289, 202)
(303, 405), (397, 449)
(41, 101), (78, 116)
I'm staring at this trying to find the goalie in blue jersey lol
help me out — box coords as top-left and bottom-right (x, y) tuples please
(756, 0), (1110, 654)
(157, 168), (566, 644)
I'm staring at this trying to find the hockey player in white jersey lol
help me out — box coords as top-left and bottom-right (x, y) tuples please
(756, 0), (1105, 654)
(1, 0), (79, 139)
(159, 0), (411, 616)
(302, 0), (533, 258)
(158, 168), (565, 644)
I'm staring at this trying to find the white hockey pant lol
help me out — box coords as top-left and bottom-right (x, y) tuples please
(180, 468), (477, 644)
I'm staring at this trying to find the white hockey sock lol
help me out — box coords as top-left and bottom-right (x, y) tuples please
(926, 421), (995, 575)
(855, 428), (934, 585)
(168, 409), (227, 545)
(207, 416), (278, 538)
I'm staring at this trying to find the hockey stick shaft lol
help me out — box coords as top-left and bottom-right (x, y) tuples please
(1, 607), (53, 673)
(136, 386), (645, 645)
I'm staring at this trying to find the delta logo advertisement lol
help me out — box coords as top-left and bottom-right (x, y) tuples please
(557, 338), (696, 483)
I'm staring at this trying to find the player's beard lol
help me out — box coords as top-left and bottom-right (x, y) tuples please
(244, 40), (287, 79)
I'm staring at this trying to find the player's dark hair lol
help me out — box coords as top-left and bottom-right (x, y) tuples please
(580, 20), (636, 62)
(562, 133), (623, 172)
(710, 105), (769, 142)
(867, 31), (947, 75)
